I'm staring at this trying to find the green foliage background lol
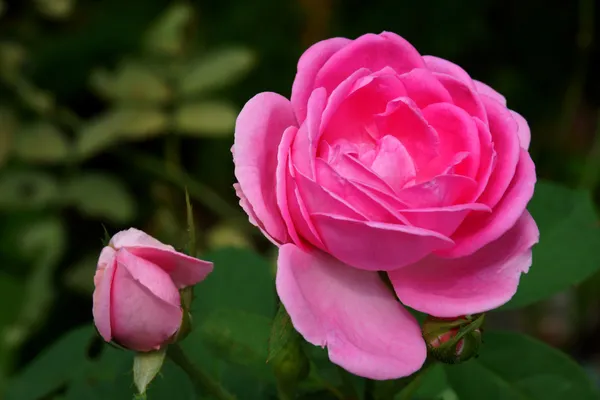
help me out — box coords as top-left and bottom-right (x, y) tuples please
(0, 0), (600, 398)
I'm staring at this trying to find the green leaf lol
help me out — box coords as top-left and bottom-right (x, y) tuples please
(14, 121), (69, 163)
(445, 331), (599, 400)
(198, 308), (272, 379)
(178, 48), (255, 96)
(63, 253), (99, 295)
(76, 109), (168, 160)
(0, 169), (59, 210)
(0, 107), (16, 167)
(90, 61), (171, 104)
(5, 325), (95, 400)
(410, 364), (453, 399)
(504, 181), (600, 309)
(63, 173), (135, 223)
(34, 0), (75, 20)
(267, 304), (295, 363)
(143, 3), (194, 57)
(133, 349), (167, 395)
(173, 101), (237, 137)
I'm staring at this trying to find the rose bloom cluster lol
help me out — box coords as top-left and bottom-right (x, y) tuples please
(232, 32), (538, 379)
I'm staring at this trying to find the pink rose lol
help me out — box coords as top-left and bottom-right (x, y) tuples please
(233, 32), (539, 379)
(92, 228), (213, 351)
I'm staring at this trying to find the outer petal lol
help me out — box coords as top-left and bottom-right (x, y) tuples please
(438, 149), (536, 258)
(399, 203), (491, 237)
(277, 126), (304, 248)
(435, 73), (487, 123)
(233, 92), (297, 243)
(311, 213), (453, 271)
(473, 80), (507, 106)
(234, 183), (279, 246)
(92, 251), (116, 343)
(110, 228), (173, 251)
(291, 37), (351, 124)
(110, 255), (183, 351)
(422, 55), (474, 88)
(389, 211), (539, 317)
(276, 244), (427, 379)
(511, 110), (531, 150)
(397, 68), (452, 108)
(126, 247), (213, 289)
(315, 32), (424, 99)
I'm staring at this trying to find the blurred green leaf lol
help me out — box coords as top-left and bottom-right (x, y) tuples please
(34, 0), (76, 20)
(0, 107), (17, 167)
(0, 42), (26, 80)
(133, 349), (167, 395)
(445, 331), (599, 400)
(207, 223), (252, 250)
(0, 170), (59, 210)
(199, 308), (272, 380)
(405, 363), (453, 400)
(143, 3), (194, 57)
(63, 173), (135, 223)
(5, 325), (94, 400)
(267, 305), (295, 363)
(76, 109), (167, 160)
(178, 48), (255, 96)
(173, 101), (237, 137)
(90, 61), (171, 104)
(504, 180), (600, 309)
(63, 253), (97, 295)
(14, 121), (69, 164)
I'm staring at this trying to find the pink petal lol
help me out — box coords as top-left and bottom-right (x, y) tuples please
(315, 159), (399, 222)
(438, 149), (536, 258)
(389, 211), (539, 317)
(375, 97), (440, 169)
(473, 118), (496, 199)
(329, 152), (396, 195)
(291, 88), (328, 179)
(276, 126), (305, 248)
(422, 55), (474, 88)
(311, 213), (453, 271)
(476, 96), (521, 208)
(396, 174), (478, 208)
(473, 80), (507, 106)
(435, 73), (487, 124)
(126, 246), (213, 289)
(400, 203), (491, 237)
(233, 92), (297, 243)
(291, 37), (351, 124)
(421, 103), (480, 179)
(511, 110), (531, 150)
(397, 68), (452, 108)
(111, 256), (183, 351)
(315, 32), (424, 101)
(110, 228), (173, 251)
(92, 252), (116, 343)
(276, 244), (427, 379)
(95, 246), (116, 286)
(369, 135), (416, 191)
(116, 249), (180, 306)
(234, 183), (279, 246)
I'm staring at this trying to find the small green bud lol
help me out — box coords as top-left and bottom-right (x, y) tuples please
(422, 314), (485, 364)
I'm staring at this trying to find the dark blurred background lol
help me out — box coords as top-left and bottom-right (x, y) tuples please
(0, 0), (599, 394)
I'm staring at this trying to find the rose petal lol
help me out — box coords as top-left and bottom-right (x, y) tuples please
(291, 37), (351, 124)
(329, 152), (396, 194)
(315, 32), (424, 100)
(435, 73), (487, 123)
(110, 228), (173, 251)
(234, 183), (279, 246)
(369, 135), (416, 191)
(438, 149), (536, 258)
(396, 174), (478, 208)
(311, 213), (453, 271)
(511, 110), (531, 150)
(473, 80), (507, 106)
(476, 96), (521, 208)
(111, 255), (183, 351)
(126, 247), (213, 289)
(422, 55), (474, 88)
(375, 97), (440, 169)
(389, 211), (539, 317)
(277, 126), (304, 248)
(276, 244), (427, 379)
(400, 203), (491, 237)
(398, 68), (452, 108)
(292, 88), (328, 179)
(473, 118), (496, 199)
(92, 253), (116, 342)
(421, 103), (480, 179)
(234, 92), (297, 243)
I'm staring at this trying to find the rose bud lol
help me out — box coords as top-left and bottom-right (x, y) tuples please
(92, 228), (213, 352)
(422, 314), (485, 364)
